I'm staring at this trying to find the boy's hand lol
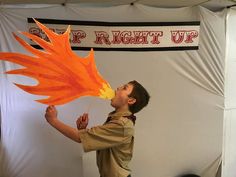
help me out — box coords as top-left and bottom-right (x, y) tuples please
(76, 113), (89, 130)
(45, 105), (58, 124)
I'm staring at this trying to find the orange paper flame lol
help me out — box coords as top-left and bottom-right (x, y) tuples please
(0, 19), (115, 105)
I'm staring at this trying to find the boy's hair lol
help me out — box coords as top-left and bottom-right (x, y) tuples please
(178, 174), (200, 177)
(128, 80), (150, 114)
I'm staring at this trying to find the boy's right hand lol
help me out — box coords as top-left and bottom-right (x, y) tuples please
(76, 113), (89, 130)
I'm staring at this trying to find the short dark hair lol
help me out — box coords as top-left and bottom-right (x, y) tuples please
(128, 80), (150, 114)
(178, 174), (201, 177)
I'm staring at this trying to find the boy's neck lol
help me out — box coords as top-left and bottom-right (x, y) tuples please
(115, 105), (129, 113)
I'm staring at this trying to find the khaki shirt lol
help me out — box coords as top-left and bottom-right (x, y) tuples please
(79, 110), (135, 177)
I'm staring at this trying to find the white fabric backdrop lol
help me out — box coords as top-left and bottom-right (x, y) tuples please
(222, 7), (236, 177)
(0, 4), (225, 177)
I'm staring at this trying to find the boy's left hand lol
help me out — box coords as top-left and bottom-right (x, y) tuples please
(45, 105), (58, 124)
(76, 113), (89, 130)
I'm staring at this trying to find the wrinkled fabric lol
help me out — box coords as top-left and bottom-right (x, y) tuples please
(0, 4), (225, 177)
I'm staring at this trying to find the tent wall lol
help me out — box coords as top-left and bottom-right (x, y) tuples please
(222, 7), (236, 177)
(0, 4), (224, 177)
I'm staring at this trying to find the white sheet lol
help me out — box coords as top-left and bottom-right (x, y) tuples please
(221, 7), (236, 177)
(0, 4), (225, 177)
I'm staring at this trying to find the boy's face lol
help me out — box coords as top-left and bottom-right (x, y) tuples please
(111, 83), (136, 110)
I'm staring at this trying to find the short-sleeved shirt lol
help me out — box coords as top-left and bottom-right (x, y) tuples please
(79, 110), (135, 177)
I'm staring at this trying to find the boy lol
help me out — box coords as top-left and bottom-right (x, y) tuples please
(45, 80), (150, 177)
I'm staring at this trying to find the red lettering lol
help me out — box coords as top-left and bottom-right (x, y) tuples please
(111, 31), (121, 44)
(71, 30), (86, 44)
(120, 31), (132, 44)
(149, 31), (163, 44)
(171, 30), (185, 44)
(185, 30), (198, 43)
(55, 29), (66, 35)
(132, 31), (149, 44)
(94, 31), (111, 45)
(29, 27), (41, 38)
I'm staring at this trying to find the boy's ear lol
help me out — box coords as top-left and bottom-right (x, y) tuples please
(128, 97), (136, 105)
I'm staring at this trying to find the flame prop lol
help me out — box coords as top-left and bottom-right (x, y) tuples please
(0, 19), (115, 105)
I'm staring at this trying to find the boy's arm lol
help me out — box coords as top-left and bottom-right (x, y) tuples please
(45, 105), (83, 143)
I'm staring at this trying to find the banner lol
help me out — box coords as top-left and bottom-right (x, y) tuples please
(27, 18), (200, 51)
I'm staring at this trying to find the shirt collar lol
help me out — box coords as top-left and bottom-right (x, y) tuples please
(108, 109), (132, 119)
